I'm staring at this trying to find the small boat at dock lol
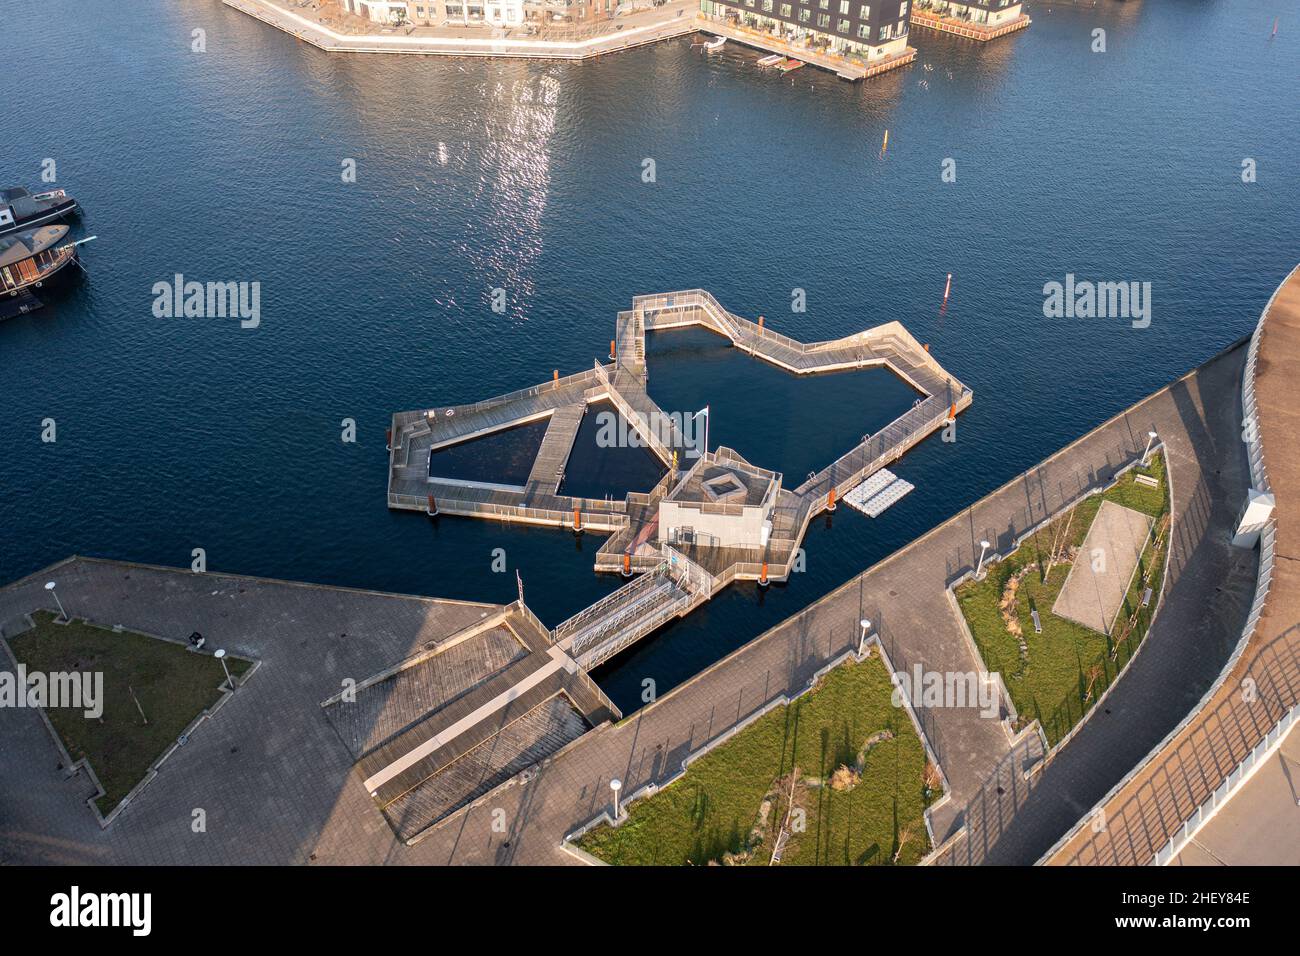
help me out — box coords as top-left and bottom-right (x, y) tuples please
(703, 35), (726, 51)
(757, 54), (784, 67)
(0, 186), (78, 238)
(776, 58), (805, 72)
(0, 225), (94, 319)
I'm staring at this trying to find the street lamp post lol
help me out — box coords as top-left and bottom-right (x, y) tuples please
(858, 618), (871, 657)
(44, 581), (67, 622)
(976, 540), (991, 580)
(214, 648), (234, 691)
(610, 778), (623, 819)
(1142, 430), (1158, 465)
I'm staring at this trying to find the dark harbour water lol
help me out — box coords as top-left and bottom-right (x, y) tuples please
(1, 0), (1296, 714)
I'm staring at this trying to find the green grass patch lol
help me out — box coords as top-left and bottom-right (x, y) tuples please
(955, 454), (1170, 746)
(576, 655), (937, 866)
(7, 611), (252, 814)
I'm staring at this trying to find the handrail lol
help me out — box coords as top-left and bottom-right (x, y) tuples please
(552, 563), (668, 643)
(442, 366), (603, 418)
(797, 389), (962, 499)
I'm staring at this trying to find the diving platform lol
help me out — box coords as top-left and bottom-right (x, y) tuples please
(387, 289), (970, 670)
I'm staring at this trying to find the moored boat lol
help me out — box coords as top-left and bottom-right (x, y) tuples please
(0, 225), (87, 299)
(0, 186), (78, 237)
(704, 35), (726, 51)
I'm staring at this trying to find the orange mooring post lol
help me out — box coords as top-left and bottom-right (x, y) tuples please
(949, 403), (956, 421)
(758, 315), (765, 329)
(574, 507), (582, 533)
(622, 553), (632, 577)
(759, 561), (769, 586)
(553, 369), (559, 381)
(609, 339), (617, 361)
(385, 428), (392, 451)
(427, 494), (438, 516)
(924, 343), (931, 352)
(827, 487), (837, 512)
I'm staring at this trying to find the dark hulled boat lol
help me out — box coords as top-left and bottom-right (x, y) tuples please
(0, 225), (89, 318)
(0, 186), (78, 237)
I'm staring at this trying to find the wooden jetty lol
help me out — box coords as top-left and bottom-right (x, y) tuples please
(388, 289), (971, 668)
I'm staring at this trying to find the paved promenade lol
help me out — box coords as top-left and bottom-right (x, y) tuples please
(0, 342), (1252, 865)
(223, 0), (700, 60)
(1044, 267), (1300, 866)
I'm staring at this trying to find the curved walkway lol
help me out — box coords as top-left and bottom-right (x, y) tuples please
(1042, 265), (1300, 866)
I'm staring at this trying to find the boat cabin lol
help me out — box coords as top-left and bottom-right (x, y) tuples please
(0, 225), (72, 294)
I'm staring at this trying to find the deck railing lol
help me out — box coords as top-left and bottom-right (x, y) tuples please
(796, 388), (965, 502)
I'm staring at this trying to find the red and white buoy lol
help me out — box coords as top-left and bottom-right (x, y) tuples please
(943, 272), (953, 303)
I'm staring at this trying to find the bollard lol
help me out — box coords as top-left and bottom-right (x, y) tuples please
(759, 561), (769, 587)
(427, 494), (438, 517)
(609, 339), (616, 361)
(827, 487), (837, 512)
(385, 428), (392, 451)
(554, 369), (559, 381)
(622, 553), (632, 578)
(758, 315), (765, 330)
(574, 507), (582, 533)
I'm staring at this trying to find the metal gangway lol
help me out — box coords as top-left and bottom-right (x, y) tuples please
(553, 546), (715, 670)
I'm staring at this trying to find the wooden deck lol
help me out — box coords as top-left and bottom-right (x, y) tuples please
(699, 16), (917, 81)
(908, 8), (1031, 42)
(387, 289), (970, 671)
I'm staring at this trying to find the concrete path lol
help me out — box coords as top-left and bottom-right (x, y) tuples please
(938, 341), (1256, 864)
(1170, 725), (1300, 866)
(1043, 267), (1300, 866)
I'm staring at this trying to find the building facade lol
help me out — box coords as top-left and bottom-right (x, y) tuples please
(339, 0), (412, 23)
(700, 0), (912, 60)
(914, 0), (1023, 28)
(356, 0), (605, 29)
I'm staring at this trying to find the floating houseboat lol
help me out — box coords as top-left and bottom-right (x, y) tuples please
(0, 225), (91, 318)
(0, 186), (78, 237)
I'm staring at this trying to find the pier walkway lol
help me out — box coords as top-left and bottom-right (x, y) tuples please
(555, 547), (715, 669)
(696, 15), (917, 80)
(388, 290), (969, 670)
